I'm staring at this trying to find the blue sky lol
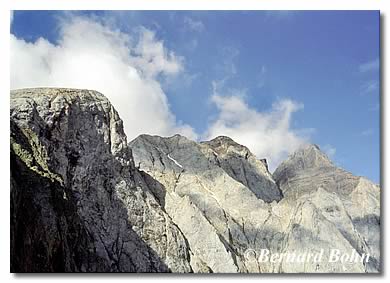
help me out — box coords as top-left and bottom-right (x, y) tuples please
(11, 11), (380, 182)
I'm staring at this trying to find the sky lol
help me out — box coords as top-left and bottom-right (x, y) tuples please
(10, 11), (380, 182)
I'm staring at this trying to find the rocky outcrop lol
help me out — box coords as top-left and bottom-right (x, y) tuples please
(272, 144), (380, 272)
(10, 88), (380, 273)
(129, 134), (280, 272)
(10, 88), (192, 272)
(201, 136), (282, 202)
(129, 136), (380, 273)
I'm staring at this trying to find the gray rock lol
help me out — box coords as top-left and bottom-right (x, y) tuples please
(129, 136), (380, 273)
(201, 136), (282, 202)
(10, 88), (380, 273)
(272, 144), (380, 272)
(10, 88), (192, 272)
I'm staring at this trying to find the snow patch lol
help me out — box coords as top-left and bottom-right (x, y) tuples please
(167, 154), (183, 168)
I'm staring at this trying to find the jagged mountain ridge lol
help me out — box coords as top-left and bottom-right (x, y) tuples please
(10, 88), (380, 273)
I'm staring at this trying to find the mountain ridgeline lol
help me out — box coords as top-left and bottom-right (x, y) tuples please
(10, 88), (380, 273)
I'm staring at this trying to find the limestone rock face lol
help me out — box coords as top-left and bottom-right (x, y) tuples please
(272, 145), (380, 272)
(130, 137), (380, 273)
(273, 144), (359, 199)
(201, 136), (282, 202)
(10, 88), (192, 272)
(130, 134), (281, 272)
(10, 88), (380, 273)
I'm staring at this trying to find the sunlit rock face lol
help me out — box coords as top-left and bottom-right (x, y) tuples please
(272, 144), (380, 272)
(11, 88), (380, 273)
(10, 88), (192, 272)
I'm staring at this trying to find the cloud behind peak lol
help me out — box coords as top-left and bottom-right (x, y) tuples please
(11, 15), (197, 141)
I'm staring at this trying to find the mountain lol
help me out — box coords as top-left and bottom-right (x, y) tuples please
(10, 88), (191, 272)
(273, 144), (380, 271)
(10, 88), (380, 273)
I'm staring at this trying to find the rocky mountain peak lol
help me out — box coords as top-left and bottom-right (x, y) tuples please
(273, 143), (333, 182)
(202, 135), (253, 158)
(10, 88), (380, 273)
(11, 88), (193, 272)
(290, 143), (332, 167)
(205, 135), (236, 145)
(204, 135), (246, 148)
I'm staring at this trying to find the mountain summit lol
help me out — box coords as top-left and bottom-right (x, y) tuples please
(10, 88), (380, 273)
(273, 144), (334, 186)
(281, 143), (333, 169)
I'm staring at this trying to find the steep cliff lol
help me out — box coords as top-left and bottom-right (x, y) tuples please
(10, 88), (192, 272)
(10, 88), (380, 273)
(273, 144), (380, 272)
(130, 136), (380, 273)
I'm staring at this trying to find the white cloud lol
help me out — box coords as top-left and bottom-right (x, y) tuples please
(359, 58), (379, 73)
(183, 17), (204, 32)
(130, 27), (184, 78)
(10, 15), (197, 141)
(164, 71), (200, 92)
(322, 144), (336, 159)
(11, 13), (313, 170)
(204, 85), (310, 170)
